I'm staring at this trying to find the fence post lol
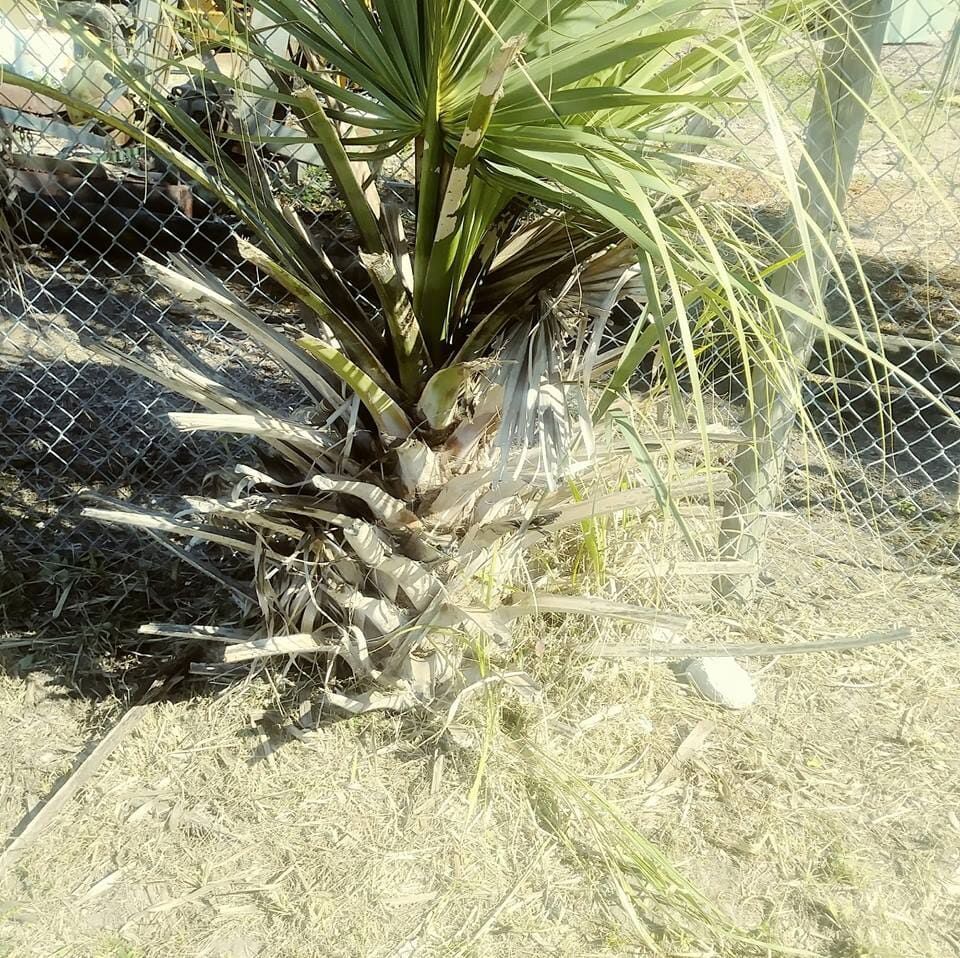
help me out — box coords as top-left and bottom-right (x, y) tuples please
(715, 0), (894, 603)
(0, 119), (17, 286)
(129, 0), (179, 83)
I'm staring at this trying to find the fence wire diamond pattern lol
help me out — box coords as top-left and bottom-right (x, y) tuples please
(1, 0), (958, 600)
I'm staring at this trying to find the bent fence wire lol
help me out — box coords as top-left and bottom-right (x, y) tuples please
(0, 1), (958, 611)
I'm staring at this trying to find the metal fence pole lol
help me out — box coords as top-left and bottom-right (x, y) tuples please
(130, 0), (178, 81)
(715, 0), (894, 603)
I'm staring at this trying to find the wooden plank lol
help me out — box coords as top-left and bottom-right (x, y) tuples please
(244, 7), (292, 132)
(130, 0), (178, 80)
(804, 371), (960, 407)
(0, 108), (112, 149)
(10, 167), (194, 217)
(0, 82), (63, 118)
(11, 152), (141, 179)
(834, 327), (960, 366)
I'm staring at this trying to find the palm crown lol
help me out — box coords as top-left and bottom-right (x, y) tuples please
(4, 0), (825, 701)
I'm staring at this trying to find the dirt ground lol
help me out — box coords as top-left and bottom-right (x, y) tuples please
(0, 498), (958, 958)
(1, 31), (959, 958)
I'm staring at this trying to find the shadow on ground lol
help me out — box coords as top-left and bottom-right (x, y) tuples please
(3, 205), (960, 706)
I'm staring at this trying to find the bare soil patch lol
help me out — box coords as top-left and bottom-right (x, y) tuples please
(0, 501), (957, 958)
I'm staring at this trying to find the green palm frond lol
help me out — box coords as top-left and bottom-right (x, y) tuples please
(16, 3), (922, 703)
(7, 2), (834, 434)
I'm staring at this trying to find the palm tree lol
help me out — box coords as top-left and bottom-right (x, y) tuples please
(6, 0), (827, 709)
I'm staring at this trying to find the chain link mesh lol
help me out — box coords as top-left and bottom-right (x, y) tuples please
(1, 0), (958, 604)
(706, 1), (960, 566)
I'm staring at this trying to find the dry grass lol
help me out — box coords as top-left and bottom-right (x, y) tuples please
(2, 24), (958, 958)
(1, 484), (958, 958)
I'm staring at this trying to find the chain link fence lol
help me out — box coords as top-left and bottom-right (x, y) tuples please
(1, 0), (959, 617)
(713, 0), (960, 564)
